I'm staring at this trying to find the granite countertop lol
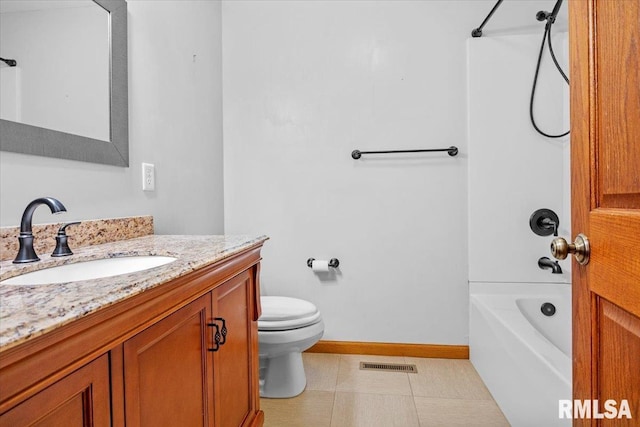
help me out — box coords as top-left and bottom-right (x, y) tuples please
(0, 234), (268, 351)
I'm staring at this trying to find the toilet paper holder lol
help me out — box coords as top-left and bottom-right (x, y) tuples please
(307, 258), (340, 268)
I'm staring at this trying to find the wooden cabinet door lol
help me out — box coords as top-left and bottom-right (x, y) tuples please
(570, 0), (640, 424)
(211, 271), (259, 427)
(123, 294), (215, 427)
(0, 354), (110, 427)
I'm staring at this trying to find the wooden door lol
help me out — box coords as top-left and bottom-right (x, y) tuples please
(211, 271), (258, 427)
(570, 0), (640, 424)
(0, 354), (111, 427)
(123, 294), (215, 427)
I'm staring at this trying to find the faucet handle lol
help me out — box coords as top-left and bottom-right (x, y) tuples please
(51, 222), (81, 257)
(529, 209), (560, 237)
(58, 221), (80, 234)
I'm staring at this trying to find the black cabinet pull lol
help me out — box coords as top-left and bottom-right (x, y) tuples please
(214, 317), (227, 345)
(207, 322), (221, 352)
(207, 318), (227, 351)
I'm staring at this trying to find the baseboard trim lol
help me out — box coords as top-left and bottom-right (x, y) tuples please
(306, 340), (469, 359)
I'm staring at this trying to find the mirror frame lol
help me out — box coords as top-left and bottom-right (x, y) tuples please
(0, 0), (128, 167)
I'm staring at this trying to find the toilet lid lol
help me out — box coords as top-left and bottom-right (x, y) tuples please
(258, 296), (322, 330)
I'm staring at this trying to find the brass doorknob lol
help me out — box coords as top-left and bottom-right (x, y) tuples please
(550, 233), (590, 266)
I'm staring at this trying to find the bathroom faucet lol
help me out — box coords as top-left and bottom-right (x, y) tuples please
(13, 197), (67, 263)
(538, 256), (562, 274)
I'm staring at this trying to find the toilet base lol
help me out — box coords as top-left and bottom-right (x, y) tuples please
(259, 352), (306, 398)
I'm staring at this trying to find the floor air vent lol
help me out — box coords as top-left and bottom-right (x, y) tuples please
(359, 362), (418, 373)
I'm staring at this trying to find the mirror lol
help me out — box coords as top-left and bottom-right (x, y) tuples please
(0, 0), (128, 166)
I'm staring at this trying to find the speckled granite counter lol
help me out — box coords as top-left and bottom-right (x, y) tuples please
(0, 234), (268, 351)
(0, 215), (154, 261)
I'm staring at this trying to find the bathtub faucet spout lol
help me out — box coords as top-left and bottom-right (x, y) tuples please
(538, 257), (562, 274)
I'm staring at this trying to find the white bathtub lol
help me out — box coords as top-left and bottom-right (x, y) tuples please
(470, 282), (571, 427)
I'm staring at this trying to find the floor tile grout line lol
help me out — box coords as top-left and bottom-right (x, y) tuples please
(412, 395), (506, 403)
(327, 390), (336, 427)
(329, 389), (340, 427)
(413, 396), (497, 401)
(406, 355), (422, 426)
(331, 390), (422, 427)
(326, 354), (338, 425)
(331, 354), (341, 391)
(333, 390), (415, 397)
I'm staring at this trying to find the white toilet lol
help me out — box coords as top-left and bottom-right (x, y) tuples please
(258, 296), (324, 398)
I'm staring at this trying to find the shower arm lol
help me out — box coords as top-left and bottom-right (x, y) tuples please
(471, 0), (504, 38)
(0, 57), (17, 67)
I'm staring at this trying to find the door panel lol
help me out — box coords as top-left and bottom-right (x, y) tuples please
(123, 294), (214, 427)
(212, 271), (255, 427)
(598, 300), (640, 419)
(590, 211), (640, 315)
(0, 355), (110, 427)
(594, 0), (640, 209)
(570, 0), (640, 425)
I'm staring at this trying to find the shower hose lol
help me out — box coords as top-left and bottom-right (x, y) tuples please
(530, 20), (570, 138)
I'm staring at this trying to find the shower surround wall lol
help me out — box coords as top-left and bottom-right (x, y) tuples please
(468, 31), (571, 283)
(223, 1), (504, 345)
(467, 30), (572, 427)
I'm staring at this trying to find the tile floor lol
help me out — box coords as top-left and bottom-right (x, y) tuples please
(260, 353), (510, 427)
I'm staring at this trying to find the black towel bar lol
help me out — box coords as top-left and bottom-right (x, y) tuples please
(351, 146), (458, 159)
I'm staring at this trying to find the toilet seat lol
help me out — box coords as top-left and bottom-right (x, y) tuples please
(259, 296), (321, 331)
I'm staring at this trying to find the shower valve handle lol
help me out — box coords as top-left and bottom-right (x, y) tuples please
(551, 233), (590, 266)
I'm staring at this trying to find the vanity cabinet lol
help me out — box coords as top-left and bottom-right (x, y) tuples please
(123, 293), (214, 426)
(121, 270), (259, 427)
(0, 355), (111, 426)
(0, 245), (264, 427)
(211, 271), (259, 427)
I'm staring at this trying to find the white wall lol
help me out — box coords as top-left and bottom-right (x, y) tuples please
(0, 0), (225, 235)
(223, 1), (473, 345)
(222, 0), (568, 345)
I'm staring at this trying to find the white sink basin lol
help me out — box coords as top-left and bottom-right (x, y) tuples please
(1, 256), (177, 286)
